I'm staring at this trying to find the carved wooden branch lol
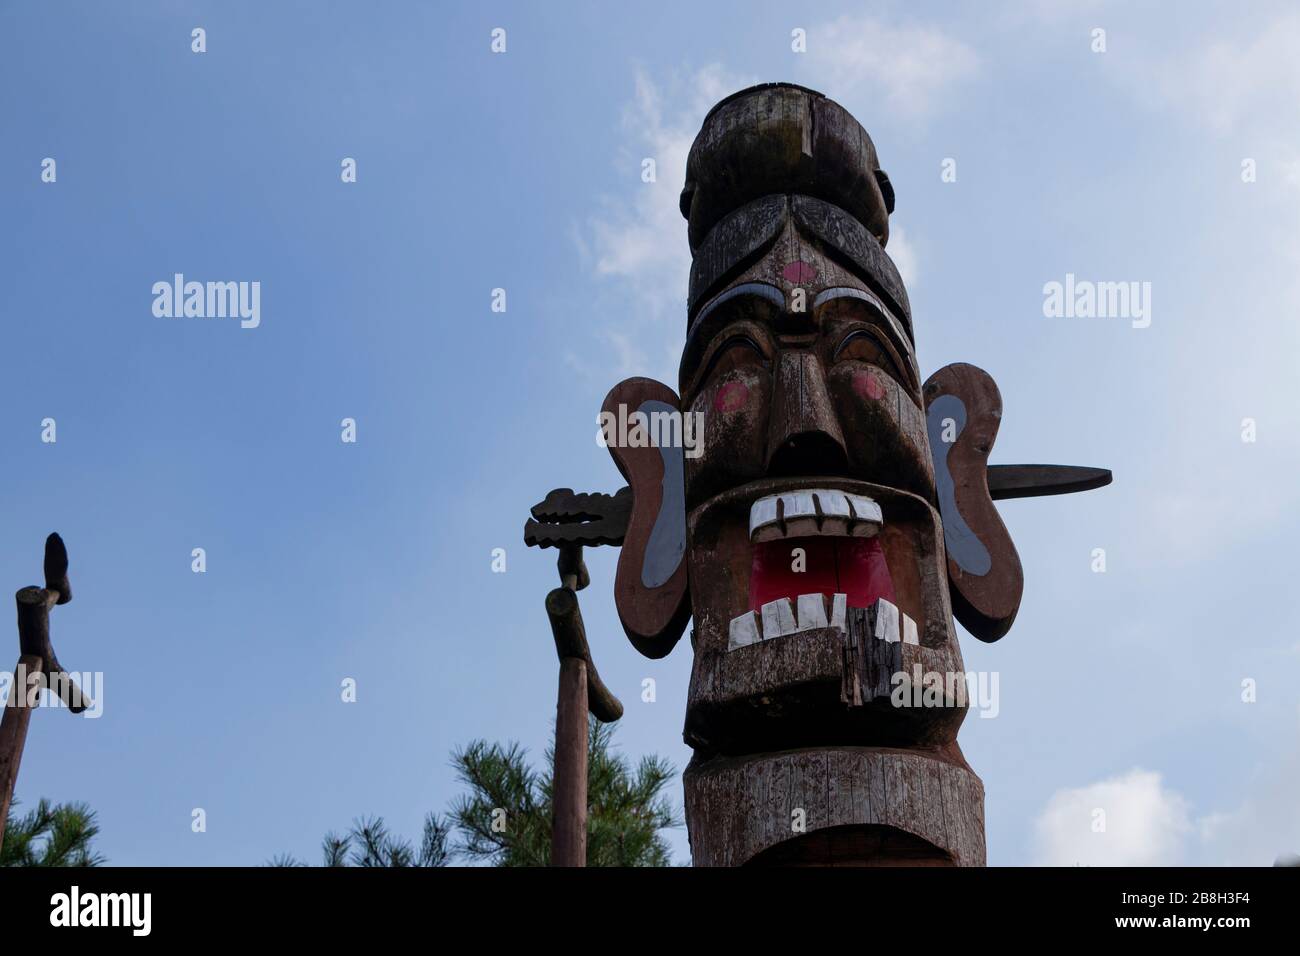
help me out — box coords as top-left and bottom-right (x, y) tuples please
(1, 533), (86, 851)
(545, 587), (623, 723)
(43, 531), (72, 605)
(17, 587), (88, 713)
(556, 544), (590, 593)
(545, 584), (623, 868)
(16, 535), (89, 713)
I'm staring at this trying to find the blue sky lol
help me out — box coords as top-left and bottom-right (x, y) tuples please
(1, 0), (1297, 866)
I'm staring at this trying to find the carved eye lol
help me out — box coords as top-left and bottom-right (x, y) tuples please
(704, 334), (766, 380)
(834, 329), (906, 385)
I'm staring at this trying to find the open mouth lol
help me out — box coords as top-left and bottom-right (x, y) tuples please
(731, 488), (920, 648)
(684, 476), (965, 755)
(686, 476), (949, 652)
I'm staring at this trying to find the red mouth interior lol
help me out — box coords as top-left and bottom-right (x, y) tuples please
(749, 535), (896, 614)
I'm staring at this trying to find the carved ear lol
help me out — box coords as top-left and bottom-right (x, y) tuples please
(923, 364), (1023, 642)
(602, 378), (691, 659)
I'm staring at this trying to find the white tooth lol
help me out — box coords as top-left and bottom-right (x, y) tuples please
(781, 491), (818, 519)
(750, 490), (878, 541)
(873, 598), (900, 643)
(760, 598), (798, 640)
(902, 613), (919, 646)
(815, 490), (852, 518)
(749, 495), (780, 540)
(728, 611), (761, 651)
(796, 593), (828, 631)
(829, 593), (847, 631)
(847, 495), (883, 525)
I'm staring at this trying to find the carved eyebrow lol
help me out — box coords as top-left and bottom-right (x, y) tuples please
(811, 286), (925, 387)
(833, 326), (917, 393)
(681, 319), (774, 400)
(813, 286), (919, 376)
(813, 287), (911, 344)
(813, 286), (882, 310)
(681, 283), (787, 388)
(688, 282), (785, 340)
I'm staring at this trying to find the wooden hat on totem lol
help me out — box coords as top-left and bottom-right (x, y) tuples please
(678, 83), (896, 253)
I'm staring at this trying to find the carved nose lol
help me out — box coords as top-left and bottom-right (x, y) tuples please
(766, 351), (848, 476)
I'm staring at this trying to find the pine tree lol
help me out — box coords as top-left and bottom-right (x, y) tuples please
(1, 798), (106, 867)
(449, 716), (678, 867)
(273, 717), (678, 866)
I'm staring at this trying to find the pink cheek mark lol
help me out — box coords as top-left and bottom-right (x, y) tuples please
(782, 261), (818, 284)
(853, 369), (886, 401)
(715, 381), (750, 412)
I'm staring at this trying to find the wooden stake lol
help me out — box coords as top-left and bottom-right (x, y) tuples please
(552, 656), (588, 867)
(0, 654), (44, 849)
(0, 534), (88, 850)
(543, 563), (624, 867)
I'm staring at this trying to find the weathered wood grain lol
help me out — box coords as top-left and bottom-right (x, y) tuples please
(684, 747), (985, 867)
(551, 656), (588, 867)
(686, 607), (968, 756)
(791, 194), (912, 335)
(765, 350), (848, 474)
(0, 655), (43, 851)
(681, 84), (891, 252)
(544, 587), (622, 723)
(827, 360), (934, 499)
(687, 194), (789, 319)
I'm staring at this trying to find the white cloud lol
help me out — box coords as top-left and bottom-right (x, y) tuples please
(1034, 757), (1300, 865)
(575, 65), (755, 385)
(575, 24), (970, 385)
(1140, 13), (1300, 138)
(797, 14), (979, 119)
(1195, 746), (1300, 866)
(1104, 10), (1300, 555)
(885, 224), (919, 288)
(1033, 768), (1192, 865)
(1120, 10), (1300, 209)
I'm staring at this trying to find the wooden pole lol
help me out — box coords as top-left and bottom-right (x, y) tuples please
(1, 534), (87, 850)
(0, 654), (44, 849)
(544, 547), (623, 867)
(552, 655), (588, 867)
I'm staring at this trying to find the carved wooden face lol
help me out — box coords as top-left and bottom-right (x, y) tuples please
(665, 221), (970, 752)
(603, 213), (1023, 755)
(679, 219), (933, 509)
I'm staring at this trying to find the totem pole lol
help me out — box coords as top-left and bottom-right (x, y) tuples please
(526, 84), (1109, 866)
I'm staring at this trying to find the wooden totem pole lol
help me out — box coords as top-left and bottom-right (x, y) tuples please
(527, 84), (1109, 866)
